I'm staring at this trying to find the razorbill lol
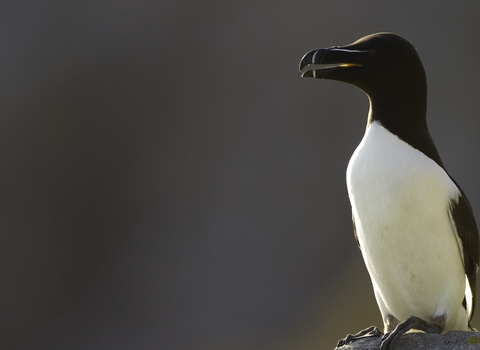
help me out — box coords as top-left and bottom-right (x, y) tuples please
(299, 33), (479, 349)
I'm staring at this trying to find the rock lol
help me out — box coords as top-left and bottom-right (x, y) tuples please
(334, 331), (480, 350)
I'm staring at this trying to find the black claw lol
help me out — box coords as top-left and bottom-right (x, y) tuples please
(337, 325), (383, 347)
(380, 316), (442, 350)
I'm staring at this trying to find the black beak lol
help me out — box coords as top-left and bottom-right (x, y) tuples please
(299, 47), (373, 79)
(299, 48), (330, 71)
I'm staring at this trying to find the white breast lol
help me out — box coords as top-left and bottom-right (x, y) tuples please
(346, 121), (467, 331)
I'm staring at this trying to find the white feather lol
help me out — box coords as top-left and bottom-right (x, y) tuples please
(465, 275), (473, 319)
(347, 121), (468, 332)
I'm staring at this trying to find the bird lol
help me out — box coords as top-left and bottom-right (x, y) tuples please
(299, 33), (480, 350)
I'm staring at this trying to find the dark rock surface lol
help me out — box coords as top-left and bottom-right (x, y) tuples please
(334, 331), (480, 350)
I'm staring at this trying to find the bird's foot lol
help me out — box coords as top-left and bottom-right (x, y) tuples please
(337, 325), (383, 347)
(380, 316), (442, 350)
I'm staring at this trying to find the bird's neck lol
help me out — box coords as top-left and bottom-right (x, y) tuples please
(366, 92), (445, 169)
(367, 92), (427, 131)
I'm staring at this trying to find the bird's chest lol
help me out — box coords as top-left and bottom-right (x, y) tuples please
(345, 123), (466, 322)
(346, 123), (458, 258)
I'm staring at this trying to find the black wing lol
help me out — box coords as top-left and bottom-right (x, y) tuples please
(450, 187), (480, 321)
(352, 216), (361, 249)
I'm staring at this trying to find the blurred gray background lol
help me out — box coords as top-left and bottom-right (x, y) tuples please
(2, 2), (480, 349)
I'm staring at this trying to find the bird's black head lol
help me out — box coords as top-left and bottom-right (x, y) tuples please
(299, 33), (427, 101)
(300, 33), (444, 167)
